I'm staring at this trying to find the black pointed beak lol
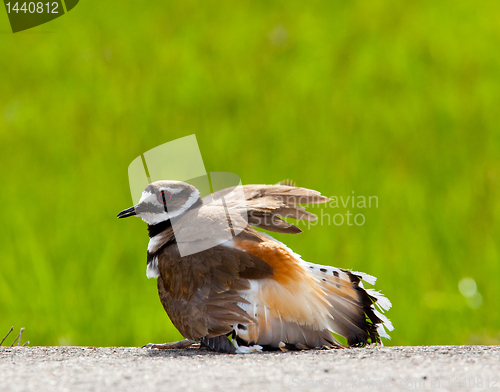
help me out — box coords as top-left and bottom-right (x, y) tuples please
(117, 206), (137, 219)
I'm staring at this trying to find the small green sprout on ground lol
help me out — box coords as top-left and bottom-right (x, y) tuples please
(1, 327), (29, 347)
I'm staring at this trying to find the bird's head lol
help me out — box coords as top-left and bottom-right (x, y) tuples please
(117, 180), (202, 225)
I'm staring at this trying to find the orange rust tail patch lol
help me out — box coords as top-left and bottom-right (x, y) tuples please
(234, 238), (304, 285)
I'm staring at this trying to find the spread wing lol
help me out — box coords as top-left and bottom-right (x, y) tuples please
(209, 184), (331, 234)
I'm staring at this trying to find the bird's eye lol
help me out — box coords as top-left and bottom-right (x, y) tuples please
(158, 191), (172, 204)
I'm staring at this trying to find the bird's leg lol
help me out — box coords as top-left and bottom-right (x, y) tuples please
(142, 339), (198, 350)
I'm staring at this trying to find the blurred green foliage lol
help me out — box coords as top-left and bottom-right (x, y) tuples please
(0, 0), (499, 347)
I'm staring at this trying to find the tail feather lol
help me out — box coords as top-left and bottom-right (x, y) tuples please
(235, 307), (341, 349)
(231, 232), (393, 351)
(306, 263), (393, 345)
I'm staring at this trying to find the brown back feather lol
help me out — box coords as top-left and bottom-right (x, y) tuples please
(158, 242), (273, 301)
(156, 241), (274, 340)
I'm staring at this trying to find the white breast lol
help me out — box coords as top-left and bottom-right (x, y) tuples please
(146, 256), (160, 279)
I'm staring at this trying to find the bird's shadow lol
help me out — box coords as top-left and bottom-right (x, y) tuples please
(141, 346), (279, 358)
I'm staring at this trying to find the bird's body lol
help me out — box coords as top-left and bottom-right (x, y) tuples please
(118, 180), (392, 353)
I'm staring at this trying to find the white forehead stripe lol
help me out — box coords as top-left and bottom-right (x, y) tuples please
(160, 187), (183, 195)
(139, 191), (155, 204)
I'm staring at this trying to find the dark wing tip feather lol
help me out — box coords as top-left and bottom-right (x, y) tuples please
(200, 335), (236, 354)
(339, 269), (385, 347)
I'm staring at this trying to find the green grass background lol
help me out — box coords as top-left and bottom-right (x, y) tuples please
(0, 0), (499, 347)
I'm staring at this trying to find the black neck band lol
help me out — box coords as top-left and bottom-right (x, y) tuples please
(146, 198), (203, 238)
(147, 220), (172, 238)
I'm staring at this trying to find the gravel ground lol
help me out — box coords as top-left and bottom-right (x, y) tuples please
(1, 346), (499, 392)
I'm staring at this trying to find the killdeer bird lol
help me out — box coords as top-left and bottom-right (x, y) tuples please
(118, 180), (393, 353)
